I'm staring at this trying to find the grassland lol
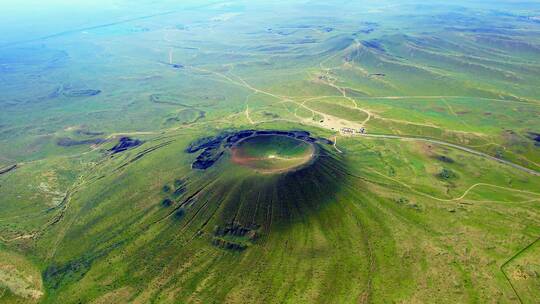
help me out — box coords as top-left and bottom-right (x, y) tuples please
(1, 0), (540, 303)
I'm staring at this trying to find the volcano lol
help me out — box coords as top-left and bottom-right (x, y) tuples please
(165, 130), (351, 250)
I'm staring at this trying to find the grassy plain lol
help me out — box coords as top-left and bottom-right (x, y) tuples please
(1, 0), (540, 303)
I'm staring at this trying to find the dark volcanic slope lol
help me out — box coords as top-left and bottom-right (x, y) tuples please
(165, 130), (349, 240)
(188, 139), (348, 231)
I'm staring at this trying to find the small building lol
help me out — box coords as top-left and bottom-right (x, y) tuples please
(340, 127), (354, 134)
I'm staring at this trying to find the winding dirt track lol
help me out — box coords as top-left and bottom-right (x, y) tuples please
(358, 133), (540, 176)
(187, 56), (540, 178)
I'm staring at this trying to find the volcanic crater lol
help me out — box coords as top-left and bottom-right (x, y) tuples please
(178, 129), (351, 235)
(230, 134), (317, 174)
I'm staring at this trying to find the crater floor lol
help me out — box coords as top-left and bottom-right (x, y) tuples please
(231, 134), (316, 174)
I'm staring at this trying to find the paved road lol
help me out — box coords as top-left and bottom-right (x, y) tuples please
(358, 134), (540, 177)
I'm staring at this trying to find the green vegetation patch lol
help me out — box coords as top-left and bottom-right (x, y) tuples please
(164, 108), (205, 125)
(305, 100), (368, 122)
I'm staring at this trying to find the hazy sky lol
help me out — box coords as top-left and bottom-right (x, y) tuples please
(0, 0), (537, 45)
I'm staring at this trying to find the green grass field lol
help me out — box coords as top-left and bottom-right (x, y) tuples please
(1, 0), (540, 303)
